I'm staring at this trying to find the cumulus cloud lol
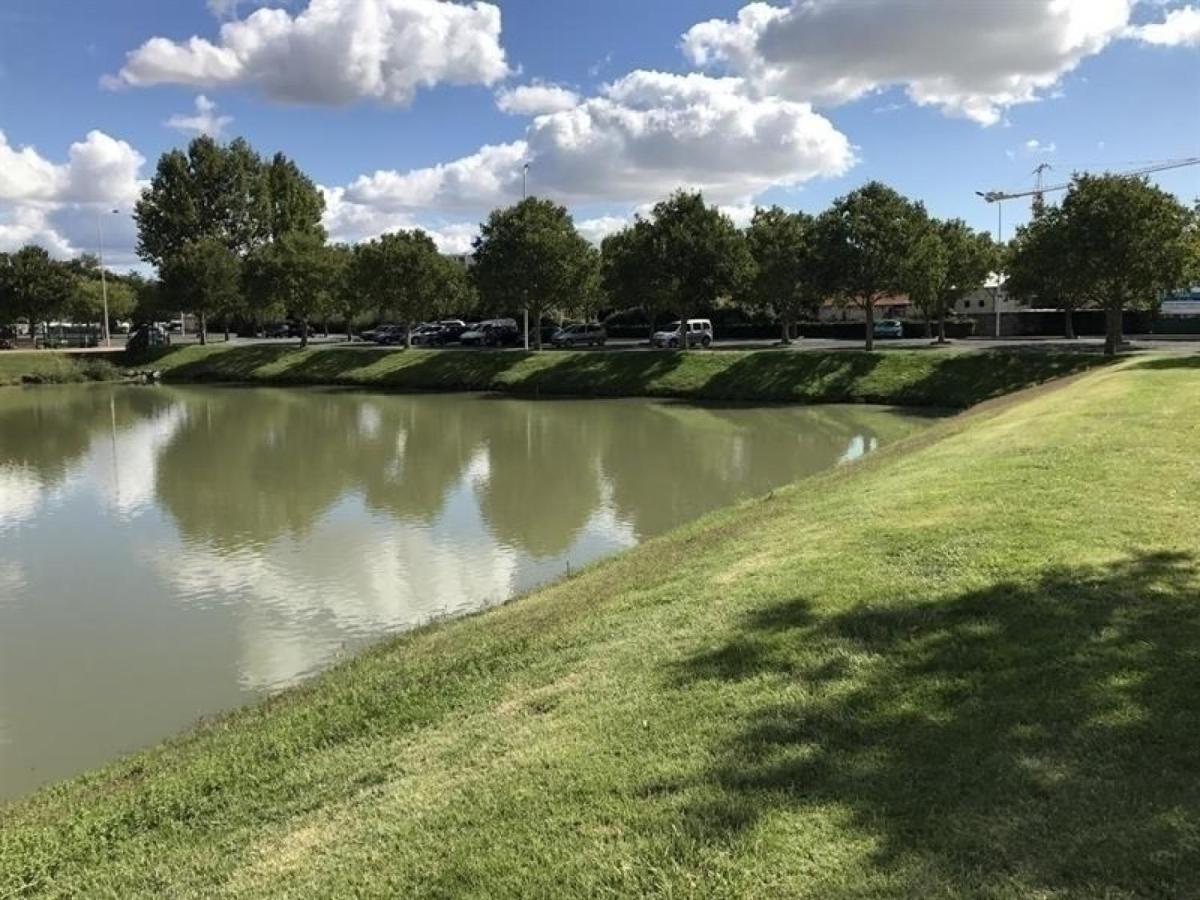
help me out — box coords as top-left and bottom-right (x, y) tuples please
(0, 130), (145, 259)
(1129, 5), (1200, 46)
(682, 0), (1133, 125)
(1024, 138), (1057, 154)
(575, 215), (628, 245)
(496, 81), (580, 115)
(165, 95), (233, 137)
(106, 0), (511, 106)
(338, 69), (854, 224)
(320, 185), (479, 251)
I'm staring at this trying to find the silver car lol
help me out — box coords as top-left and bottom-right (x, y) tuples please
(551, 323), (607, 347)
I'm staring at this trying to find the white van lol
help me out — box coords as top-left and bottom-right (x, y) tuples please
(652, 319), (713, 349)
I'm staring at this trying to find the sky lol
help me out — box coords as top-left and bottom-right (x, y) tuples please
(0, 0), (1197, 271)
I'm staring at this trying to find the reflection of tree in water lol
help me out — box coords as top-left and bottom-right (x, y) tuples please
(0, 386), (173, 487)
(598, 403), (912, 540)
(154, 390), (367, 550)
(473, 399), (605, 558)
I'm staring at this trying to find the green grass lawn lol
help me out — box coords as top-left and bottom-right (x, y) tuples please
(0, 351), (121, 386)
(147, 343), (1109, 408)
(3, 356), (1198, 898)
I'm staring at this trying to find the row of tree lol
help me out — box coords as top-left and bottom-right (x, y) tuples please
(3, 134), (1196, 357)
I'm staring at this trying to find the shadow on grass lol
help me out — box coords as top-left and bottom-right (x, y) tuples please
(1133, 354), (1200, 372)
(898, 349), (1112, 407)
(505, 350), (688, 397)
(667, 551), (1200, 895)
(698, 352), (885, 403)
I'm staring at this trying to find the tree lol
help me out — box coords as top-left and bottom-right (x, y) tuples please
(1006, 206), (1086, 339)
(743, 206), (824, 344)
(160, 237), (242, 345)
(932, 220), (995, 344)
(354, 230), (450, 347)
(643, 191), (751, 350)
(814, 181), (923, 351)
(472, 198), (593, 349)
(901, 215), (948, 340)
(601, 219), (672, 340)
(1056, 174), (1192, 355)
(244, 232), (338, 347)
(265, 152), (326, 241)
(0, 246), (73, 341)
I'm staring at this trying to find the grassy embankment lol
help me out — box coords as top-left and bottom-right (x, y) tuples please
(0, 351), (120, 386)
(146, 342), (1107, 408)
(3, 355), (1198, 898)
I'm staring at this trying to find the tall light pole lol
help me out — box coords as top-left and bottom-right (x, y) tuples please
(522, 162), (531, 350)
(97, 208), (119, 348)
(975, 191), (1005, 339)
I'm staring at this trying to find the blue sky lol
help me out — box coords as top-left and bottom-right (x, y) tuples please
(0, 0), (1197, 269)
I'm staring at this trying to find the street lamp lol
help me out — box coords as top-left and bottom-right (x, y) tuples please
(974, 191), (1005, 338)
(97, 208), (119, 348)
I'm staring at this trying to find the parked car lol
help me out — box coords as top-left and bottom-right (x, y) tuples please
(652, 319), (713, 348)
(437, 320), (469, 343)
(114, 320), (132, 335)
(361, 324), (407, 344)
(460, 319), (520, 347)
(873, 319), (904, 339)
(126, 323), (169, 354)
(263, 322), (293, 339)
(409, 324), (445, 346)
(551, 323), (607, 348)
(0, 325), (16, 349)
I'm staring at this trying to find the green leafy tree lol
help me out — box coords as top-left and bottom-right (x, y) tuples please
(901, 215), (948, 340)
(931, 220), (995, 343)
(601, 219), (672, 340)
(354, 230), (450, 347)
(265, 152), (326, 241)
(1006, 206), (1086, 339)
(472, 198), (593, 349)
(160, 237), (242, 344)
(644, 191), (751, 350)
(244, 232), (338, 347)
(1056, 174), (1193, 355)
(814, 181), (924, 350)
(743, 206), (824, 344)
(0, 246), (73, 341)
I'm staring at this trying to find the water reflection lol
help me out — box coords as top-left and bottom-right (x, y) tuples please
(0, 384), (929, 800)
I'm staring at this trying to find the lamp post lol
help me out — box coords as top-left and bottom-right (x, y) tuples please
(975, 191), (1005, 338)
(96, 208), (119, 348)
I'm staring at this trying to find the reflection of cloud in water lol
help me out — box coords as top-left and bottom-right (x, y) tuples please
(0, 560), (25, 602)
(0, 468), (42, 532)
(145, 501), (519, 691)
(839, 434), (880, 465)
(72, 405), (186, 520)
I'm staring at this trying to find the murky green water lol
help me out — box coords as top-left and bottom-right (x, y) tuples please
(0, 384), (929, 800)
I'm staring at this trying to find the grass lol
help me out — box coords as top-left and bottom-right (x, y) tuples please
(144, 343), (1110, 408)
(0, 351), (121, 386)
(2, 355), (1198, 897)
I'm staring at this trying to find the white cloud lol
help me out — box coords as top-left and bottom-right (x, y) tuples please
(496, 81), (580, 116)
(576, 215), (627, 244)
(165, 95), (233, 137)
(107, 0), (511, 107)
(1023, 138), (1057, 154)
(338, 69), (854, 223)
(682, 0), (1133, 125)
(1129, 5), (1200, 45)
(320, 185), (479, 252)
(0, 130), (145, 260)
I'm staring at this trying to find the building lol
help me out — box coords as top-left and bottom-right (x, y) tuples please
(818, 294), (912, 322)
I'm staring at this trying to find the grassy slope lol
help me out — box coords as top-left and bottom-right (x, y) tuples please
(0, 352), (121, 386)
(2, 356), (1197, 898)
(148, 343), (1107, 408)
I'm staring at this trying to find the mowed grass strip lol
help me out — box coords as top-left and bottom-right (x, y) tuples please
(148, 343), (1109, 408)
(0, 351), (121, 386)
(3, 356), (1199, 898)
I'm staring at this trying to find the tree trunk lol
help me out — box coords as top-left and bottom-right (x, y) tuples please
(405, 320), (412, 350)
(924, 315), (932, 340)
(863, 300), (875, 351)
(679, 311), (689, 351)
(300, 318), (309, 349)
(199, 313), (207, 346)
(1064, 307), (1076, 340)
(534, 310), (543, 351)
(647, 312), (656, 346)
(781, 318), (792, 344)
(1104, 305), (1122, 357)
(937, 313), (947, 344)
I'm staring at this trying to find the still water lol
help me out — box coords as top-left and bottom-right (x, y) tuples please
(0, 384), (929, 800)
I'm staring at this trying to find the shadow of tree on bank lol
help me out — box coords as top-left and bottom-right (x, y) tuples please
(895, 350), (1111, 407)
(146, 344), (298, 381)
(699, 352), (885, 404)
(1133, 354), (1200, 372)
(667, 552), (1200, 896)
(507, 350), (688, 397)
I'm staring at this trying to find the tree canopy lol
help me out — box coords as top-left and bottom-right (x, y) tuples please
(244, 231), (338, 346)
(159, 237), (243, 345)
(743, 206), (823, 343)
(472, 198), (593, 348)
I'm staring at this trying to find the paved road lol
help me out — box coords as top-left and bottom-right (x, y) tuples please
(10, 333), (1200, 356)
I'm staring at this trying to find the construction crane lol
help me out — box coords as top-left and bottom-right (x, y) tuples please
(977, 156), (1200, 207)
